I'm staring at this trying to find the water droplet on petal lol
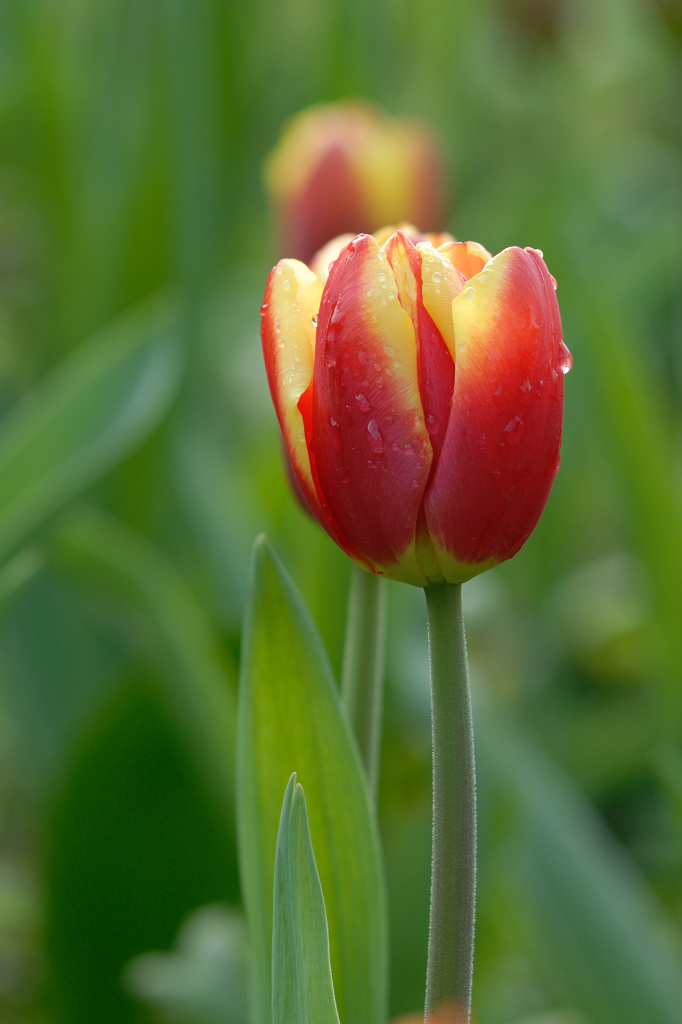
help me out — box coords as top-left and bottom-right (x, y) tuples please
(559, 341), (572, 374)
(462, 287), (476, 301)
(502, 415), (524, 446)
(312, 313), (318, 326)
(432, 272), (442, 284)
(282, 279), (291, 291)
(366, 289), (374, 298)
(383, 345), (396, 357)
(355, 393), (372, 413)
(378, 272), (387, 283)
(367, 419), (384, 455)
(427, 414), (440, 435)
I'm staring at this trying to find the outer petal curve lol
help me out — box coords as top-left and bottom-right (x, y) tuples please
(312, 234), (432, 585)
(424, 246), (566, 581)
(261, 260), (324, 520)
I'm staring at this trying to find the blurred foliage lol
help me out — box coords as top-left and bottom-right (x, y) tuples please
(0, 0), (679, 1022)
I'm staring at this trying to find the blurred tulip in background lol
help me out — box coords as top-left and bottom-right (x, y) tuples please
(264, 103), (447, 262)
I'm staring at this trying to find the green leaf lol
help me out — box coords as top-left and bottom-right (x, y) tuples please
(237, 537), (387, 1024)
(0, 294), (182, 565)
(54, 503), (237, 824)
(478, 709), (682, 1024)
(272, 775), (340, 1024)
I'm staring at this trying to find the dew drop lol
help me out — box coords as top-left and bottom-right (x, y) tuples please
(378, 272), (387, 283)
(312, 313), (318, 326)
(550, 274), (558, 291)
(277, 340), (284, 349)
(330, 417), (338, 427)
(275, 266), (283, 275)
(412, 479), (420, 488)
(432, 272), (442, 284)
(558, 341), (573, 374)
(387, 291), (395, 300)
(355, 393), (372, 413)
(392, 442), (400, 451)
(381, 297), (387, 305)
(462, 287), (476, 301)
(378, 250), (386, 260)
(282, 279), (291, 291)
(383, 345), (396, 357)
(427, 414), (440, 435)
(502, 415), (524, 446)
(367, 419), (384, 455)
(367, 289), (374, 298)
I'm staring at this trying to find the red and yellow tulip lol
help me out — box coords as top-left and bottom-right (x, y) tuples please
(262, 226), (570, 586)
(265, 102), (446, 263)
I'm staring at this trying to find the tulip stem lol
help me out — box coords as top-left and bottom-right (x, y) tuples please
(341, 566), (386, 800)
(424, 583), (476, 1022)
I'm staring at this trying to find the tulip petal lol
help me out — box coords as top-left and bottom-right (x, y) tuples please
(384, 231), (458, 470)
(261, 260), (324, 517)
(312, 234), (432, 585)
(439, 240), (492, 281)
(417, 240), (466, 360)
(425, 246), (565, 581)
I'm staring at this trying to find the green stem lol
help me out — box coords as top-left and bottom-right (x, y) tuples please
(424, 583), (476, 1021)
(341, 566), (386, 799)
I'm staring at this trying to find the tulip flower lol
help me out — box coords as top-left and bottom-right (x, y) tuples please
(265, 103), (446, 263)
(261, 226), (569, 588)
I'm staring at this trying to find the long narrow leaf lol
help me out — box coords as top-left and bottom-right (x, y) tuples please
(237, 537), (387, 1024)
(0, 294), (182, 564)
(272, 774), (340, 1024)
(479, 709), (682, 1024)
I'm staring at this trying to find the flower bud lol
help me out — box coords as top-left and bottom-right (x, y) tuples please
(265, 102), (447, 263)
(262, 227), (570, 586)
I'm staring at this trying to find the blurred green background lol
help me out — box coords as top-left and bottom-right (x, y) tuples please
(0, 0), (681, 1022)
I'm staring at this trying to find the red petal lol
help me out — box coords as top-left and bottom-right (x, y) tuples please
(311, 234), (432, 584)
(384, 231), (456, 470)
(424, 246), (566, 578)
